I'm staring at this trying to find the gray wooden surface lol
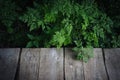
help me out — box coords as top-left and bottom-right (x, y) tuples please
(39, 48), (63, 80)
(19, 49), (40, 80)
(0, 48), (20, 80)
(104, 49), (120, 80)
(83, 48), (108, 80)
(65, 48), (84, 80)
(0, 48), (120, 80)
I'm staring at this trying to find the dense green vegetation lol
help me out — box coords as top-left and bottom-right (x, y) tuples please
(0, 0), (120, 61)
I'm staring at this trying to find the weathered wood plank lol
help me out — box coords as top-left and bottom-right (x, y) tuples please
(39, 48), (63, 80)
(104, 48), (120, 80)
(84, 48), (108, 80)
(18, 48), (40, 80)
(0, 48), (20, 80)
(65, 48), (84, 80)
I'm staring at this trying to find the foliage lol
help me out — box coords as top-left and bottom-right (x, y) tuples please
(19, 5), (45, 31)
(50, 23), (73, 48)
(26, 34), (40, 47)
(0, 0), (18, 33)
(73, 47), (93, 62)
(0, 0), (120, 62)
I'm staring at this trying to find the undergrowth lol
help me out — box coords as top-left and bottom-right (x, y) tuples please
(0, 0), (120, 62)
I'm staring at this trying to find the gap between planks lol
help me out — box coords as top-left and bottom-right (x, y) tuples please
(102, 48), (110, 80)
(65, 48), (108, 80)
(13, 48), (120, 80)
(18, 48), (64, 80)
(0, 48), (20, 80)
(14, 48), (23, 80)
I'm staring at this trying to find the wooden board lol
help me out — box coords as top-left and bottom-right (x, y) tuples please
(83, 48), (108, 80)
(104, 48), (120, 80)
(65, 48), (84, 80)
(18, 48), (40, 80)
(0, 48), (20, 80)
(38, 48), (63, 80)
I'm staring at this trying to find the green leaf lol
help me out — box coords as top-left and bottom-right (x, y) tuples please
(27, 34), (34, 40)
(30, 23), (37, 31)
(33, 41), (39, 47)
(26, 41), (33, 48)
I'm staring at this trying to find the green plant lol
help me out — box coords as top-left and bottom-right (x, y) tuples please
(19, 0), (115, 62)
(0, 0), (18, 33)
(19, 6), (46, 31)
(50, 22), (73, 48)
(26, 34), (40, 47)
(1, 0), (119, 62)
(73, 47), (93, 62)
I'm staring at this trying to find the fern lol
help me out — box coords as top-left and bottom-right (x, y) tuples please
(26, 34), (40, 47)
(50, 21), (73, 48)
(73, 47), (94, 62)
(19, 7), (45, 31)
(19, 0), (114, 62)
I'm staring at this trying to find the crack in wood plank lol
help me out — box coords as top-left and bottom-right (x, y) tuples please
(14, 48), (22, 80)
(102, 48), (109, 80)
(0, 48), (120, 80)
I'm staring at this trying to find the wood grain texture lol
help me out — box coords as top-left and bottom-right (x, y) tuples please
(1, 48), (119, 80)
(0, 48), (20, 80)
(39, 48), (63, 80)
(83, 48), (108, 80)
(18, 48), (40, 80)
(65, 48), (84, 80)
(104, 48), (120, 80)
